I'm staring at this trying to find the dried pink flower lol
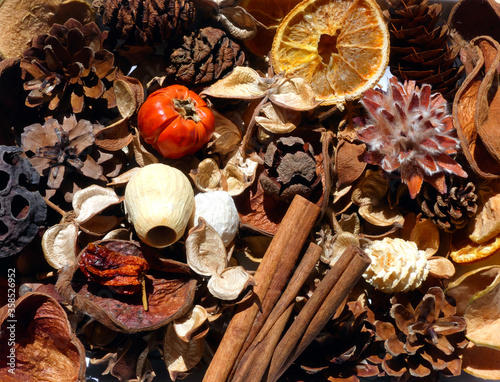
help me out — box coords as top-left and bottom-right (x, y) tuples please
(357, 76), (467, 198)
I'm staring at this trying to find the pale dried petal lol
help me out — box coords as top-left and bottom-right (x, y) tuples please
(359, 204), (405, 227)
(268, 76), (320, 111)
(223, 149), (259, 196)
(207, 266), (254, 300)
(469, 192), (500, 244)
(73, 185), (122, 224)
(427, 257), (456, 279)
(185, 218), (227, 276)
(173, 305), (209, 342)
(255, 102), (301, 134)
(202, 66), (267, 99)
(108, 167), (141, 187)
(207, 109), (242, 156)
(192, 158), (223, 192)
(410, 218), (440, 258)
(42, 222), (79, 269)
(163, 323), (205, 381)
(114, 75), (144, 118)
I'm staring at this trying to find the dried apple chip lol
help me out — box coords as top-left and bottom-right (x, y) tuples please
(0, 292), (86, 381)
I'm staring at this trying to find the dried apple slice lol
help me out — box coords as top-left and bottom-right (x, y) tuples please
(56, 239), (197, 333)
(0, 292), (86, 381)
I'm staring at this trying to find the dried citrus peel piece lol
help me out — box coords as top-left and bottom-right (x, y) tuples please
(271, 0), (389, 105)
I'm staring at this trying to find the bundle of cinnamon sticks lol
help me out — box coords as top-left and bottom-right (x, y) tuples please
(203, 195), (371, 382)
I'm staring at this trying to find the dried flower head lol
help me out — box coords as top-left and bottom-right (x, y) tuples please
(357, 76), (467, 198)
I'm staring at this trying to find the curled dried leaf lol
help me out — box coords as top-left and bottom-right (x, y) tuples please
(94, 118), (133, 151)
(351, 169), (388, 206)
(115, 75), (145, 119)
(0, 292), (86, 381)
(428, 257), (456, 279)
(73, 185), (122, 225)
(320, 231), (360, 267)
(173, 305), (209, 342)
(409, 218), (440, 258)
(461, 342), (500, 380)
(469, 192), (500, 244)
(218, 6), (258, 40)
(202, 66), (267, 99)
(207, 109), (242, 156)
(255, 102), (301, 134)
(358, 204), (404, 227)
(267, 76), (320, 111)
(42, 222), (79, 269)
(207, 266), (255, 300)
(163, 322), (205, 381)
(335, 139), (366, 189)
(185, 218), (228, 277)
(191, 158), (223, 192)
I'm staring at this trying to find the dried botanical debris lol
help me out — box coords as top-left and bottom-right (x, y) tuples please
(3, 0), (500, 380)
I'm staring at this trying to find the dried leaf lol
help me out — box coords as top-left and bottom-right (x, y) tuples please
(453, 36), (500, 178)
(56, 239), (197, 333)
(191, 158), (223, 192)
(218, 6), (258, 40)
(79, 214), (123, 237)
(108, 167), (141, 187)
(207, 266), (255, 300)
(207, 109), (242, 155)
(115, 75), (145, 119)
(185, 218), (228, 277)
(94, 118), (133, 151)
(351, 169), (388, 206)
(255, 102), (301, 134)
(0, 292), (86, 381)
(321, 231), (360, 267)
(173, 305), (209, 342)
(335, 140), (366, 189)
(427, 257), (455, 279)
(268, 76), (320, 111)
(461, 342), (500, 380)
(358, 204), (405, 227)
(409, 218), (440, 258)
(73, 184), (122, 224)
(469, 192), (500, 244)
(223, 150), (259, 196)
(202, 66), (267, 99)
(131, 127), (159, 167)
(0, 0), (94, 58)
(42, 222), (79, 269)
(163, 322), (205, 381)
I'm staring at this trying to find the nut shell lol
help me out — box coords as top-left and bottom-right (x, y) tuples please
(124, 164), (194, 248)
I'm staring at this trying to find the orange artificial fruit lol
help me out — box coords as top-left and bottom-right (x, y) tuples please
(271, 0), (390, 105)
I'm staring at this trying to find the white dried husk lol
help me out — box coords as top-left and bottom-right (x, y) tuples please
(42, 222), (79, 269)
(207, 266), (254, 300)
(362, 237), (429, 293)
(192, 191), (240, 246)
(124, 164), (194, 248)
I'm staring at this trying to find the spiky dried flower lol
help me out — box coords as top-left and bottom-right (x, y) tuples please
(357, 76), (467, 199)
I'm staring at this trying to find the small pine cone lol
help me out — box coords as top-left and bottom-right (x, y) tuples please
(384, 0), (464, 100)
(164, 27), (246, 86)
(374, 287), (468, 381)
(419, 178), (478, 232)
(96, 0), (196, 45)
(21, 19), (116, 116)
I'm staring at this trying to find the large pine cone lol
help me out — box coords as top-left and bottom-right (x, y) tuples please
(164, 27), (246, 86)
(96, 0), (196, 46)
(419, 178), (478, 232)
(373, 287), (468, 381)
(21, 19), (116, 116)
(384, 0), (464, 100)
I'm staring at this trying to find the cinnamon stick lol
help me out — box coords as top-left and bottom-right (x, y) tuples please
(266, 245), (370, 382)
(203, 195), (320, 382)
(231, 242), (323, 382)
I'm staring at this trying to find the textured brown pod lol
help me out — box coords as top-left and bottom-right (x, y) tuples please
(56, 239), (197, 333)
(0, 292), (86, 381)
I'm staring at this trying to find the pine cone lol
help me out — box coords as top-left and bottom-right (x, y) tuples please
(357, 76), (468, 199)
(384, 0), (464, 100)
(96, 0), (196, 46)
(419, 178), (478, 232)
(20, 19), (116, 116)
(374, 287), (468, 381)
(284, 299), (382, 381)
(20, 116), (120, 203)
(164, 27), (246, 86)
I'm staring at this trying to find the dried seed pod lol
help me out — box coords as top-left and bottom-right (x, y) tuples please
(124, 163), (195, 248)
(0, 145), (46, 258)
(191, 191), (240, 246)
(363, 237), (429, 293)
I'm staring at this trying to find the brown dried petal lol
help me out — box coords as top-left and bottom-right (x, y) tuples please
(207, 109), (242, 156)
(335, 139), (366, 189)
(56, 239), (197, 333)
(0, 292), (86, 381)
(94, 118), (133, 152)
(461, 342), (500, 379)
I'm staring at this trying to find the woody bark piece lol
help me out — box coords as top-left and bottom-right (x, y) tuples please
(232, 242), (323, 382)
(267, 245), (370, 382)
(202, 195), (320, 382)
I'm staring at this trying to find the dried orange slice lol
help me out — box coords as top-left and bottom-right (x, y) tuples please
(271, 0), (390, 105)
